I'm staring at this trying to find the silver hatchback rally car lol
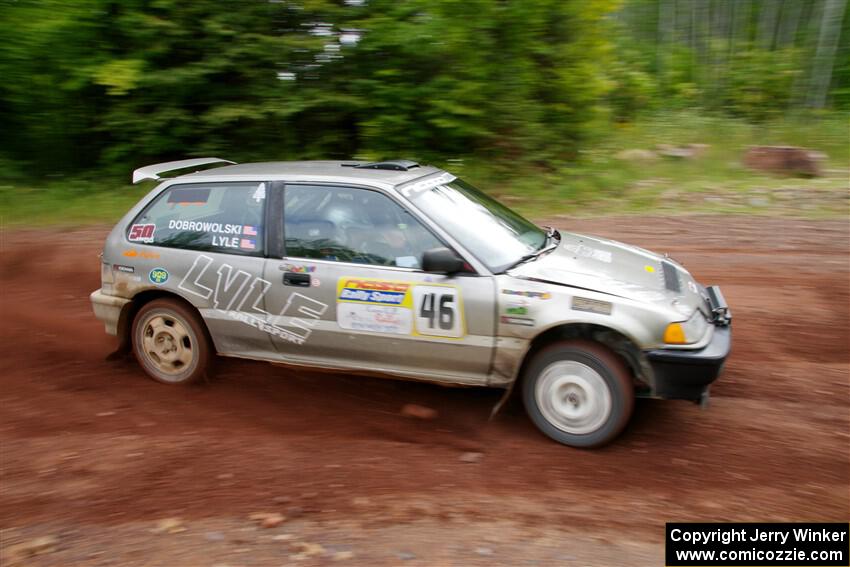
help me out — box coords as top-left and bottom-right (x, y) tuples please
(91, 158), (731, 448)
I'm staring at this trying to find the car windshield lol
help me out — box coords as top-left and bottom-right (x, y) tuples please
(408, 178), (547, 272)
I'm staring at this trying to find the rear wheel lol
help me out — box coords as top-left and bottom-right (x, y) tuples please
(132, 298), (211, 385)
(522, 340), (634, 448)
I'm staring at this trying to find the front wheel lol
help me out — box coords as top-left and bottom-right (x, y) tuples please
(132, 298), (211, 385)
(522, 340), (634, 448)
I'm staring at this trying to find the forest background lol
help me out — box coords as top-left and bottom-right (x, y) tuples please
(1, 0), (847, 223)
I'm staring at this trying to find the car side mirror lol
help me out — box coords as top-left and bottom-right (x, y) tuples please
(422, 247), (467, 275)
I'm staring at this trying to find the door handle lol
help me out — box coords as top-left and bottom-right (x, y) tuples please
(283, 272), (311, 287)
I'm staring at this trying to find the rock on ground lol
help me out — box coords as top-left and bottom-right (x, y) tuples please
(743, 146), (825, 177)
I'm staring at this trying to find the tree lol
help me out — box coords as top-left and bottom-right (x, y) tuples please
(807, 0), (848, 107)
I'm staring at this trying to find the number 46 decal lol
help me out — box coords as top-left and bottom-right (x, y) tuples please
(413, 285), (463, 338)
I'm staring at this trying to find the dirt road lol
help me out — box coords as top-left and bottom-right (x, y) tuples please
(1, 216), (848, 566)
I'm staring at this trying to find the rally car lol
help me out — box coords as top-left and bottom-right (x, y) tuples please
(91, 158), (731, 448)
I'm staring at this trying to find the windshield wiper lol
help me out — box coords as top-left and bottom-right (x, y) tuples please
(504, 227), (560, 271)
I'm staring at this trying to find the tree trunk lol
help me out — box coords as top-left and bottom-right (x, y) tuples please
(789, 0), (825, 108)
(658, 0), (674, 82)
(807, 0), (848, 107)
(757, 0), (782, 49)
(777, 0), (805, 47)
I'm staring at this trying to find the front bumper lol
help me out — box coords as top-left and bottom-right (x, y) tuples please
(90, 289), (130, 336)
(644, 324), (731, 401)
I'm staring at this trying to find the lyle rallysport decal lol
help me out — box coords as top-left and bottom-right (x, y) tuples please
(336, 278), (464, 338)
(178, 254), (328, 345)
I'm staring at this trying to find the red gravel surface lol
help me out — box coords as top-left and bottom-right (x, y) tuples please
(1, 216), (847, 566)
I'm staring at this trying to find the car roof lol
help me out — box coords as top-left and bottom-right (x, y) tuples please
(175, 160), (445, 189)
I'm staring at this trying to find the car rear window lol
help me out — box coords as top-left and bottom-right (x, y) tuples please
(128, 182), (266, 256)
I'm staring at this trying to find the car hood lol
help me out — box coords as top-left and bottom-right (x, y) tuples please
(509, 231), (705, 315)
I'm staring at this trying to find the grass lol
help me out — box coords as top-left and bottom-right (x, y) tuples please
(459, 111), (849, 219)
(0, 176), (151, 227)
(1, 111), (847, 227)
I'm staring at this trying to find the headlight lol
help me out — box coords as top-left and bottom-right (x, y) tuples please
(663, 311), (709, 344)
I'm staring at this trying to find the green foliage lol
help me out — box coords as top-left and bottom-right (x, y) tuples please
(610, 0), (849, 121)
(720, 47), (805, 121)
(0, 0), (846, 188)
(606, 48), (657, 121)
(350, 0), (617, 164)
(0, 0), (616, 175)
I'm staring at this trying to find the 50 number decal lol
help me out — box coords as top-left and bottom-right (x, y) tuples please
(413, 286), (463, 338)
(128, 223), (156, 243)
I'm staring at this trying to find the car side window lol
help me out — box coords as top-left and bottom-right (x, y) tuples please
(284, 185), (444, 268)
(129, 182), (266, 256)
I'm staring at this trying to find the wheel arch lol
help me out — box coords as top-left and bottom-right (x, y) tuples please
(516, 323), (652, 394)
(115, 289), (214, 354)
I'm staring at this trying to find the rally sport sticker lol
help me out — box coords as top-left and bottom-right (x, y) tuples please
(336, 278), (464, 339)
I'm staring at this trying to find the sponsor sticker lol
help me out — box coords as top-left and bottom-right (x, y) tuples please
(505, 305), (528, 315)
(338, 303), (413, 335)
(563, 243), (613, 263)
(113, 264), (135, 273)
(148, 267), (169, 285)
(280, 263), (317, 274)
(336, 278), (465, 338)
(167, 187), (210, 205)
(337, 278), (411, 307)
(128, 223), (156, 243)
(123, 249), (160, 259)
(571, 296), (613, 315)
(502, 289), (551, 300)
(500, 315), (535, 327)
(398, 172), (456, 197)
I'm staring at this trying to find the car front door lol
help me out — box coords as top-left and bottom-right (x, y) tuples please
(260, 183), (496, 385)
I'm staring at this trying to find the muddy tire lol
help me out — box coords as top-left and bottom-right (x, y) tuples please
(522, 340), (634, 448)
(132, 298), (211, 385)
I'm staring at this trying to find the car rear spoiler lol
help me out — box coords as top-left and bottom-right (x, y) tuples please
(132, 157), (236, 184)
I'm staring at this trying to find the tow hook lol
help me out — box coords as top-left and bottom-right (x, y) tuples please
(699, 388), (711, 410)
